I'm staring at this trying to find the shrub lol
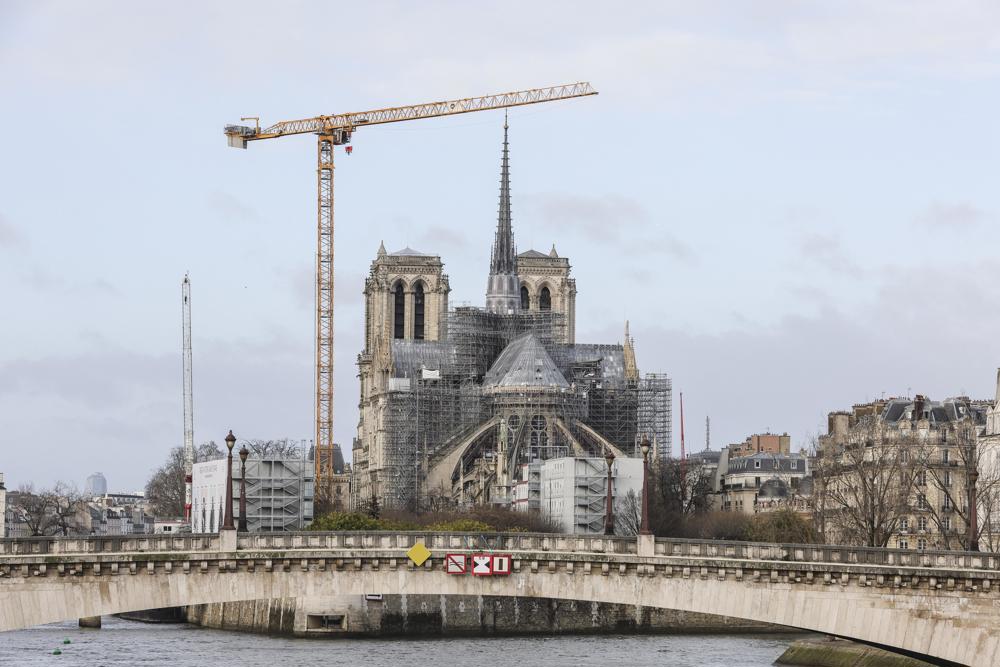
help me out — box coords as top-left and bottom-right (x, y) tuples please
(747, 509), (818, 544)
(308, 512), (388, 531)
(426, 519), (494, 532)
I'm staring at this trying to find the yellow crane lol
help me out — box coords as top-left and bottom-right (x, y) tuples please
(224, 82), (598, 490)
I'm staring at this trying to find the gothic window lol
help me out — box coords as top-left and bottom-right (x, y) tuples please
(414, 282), (425, 340)
(393, 282), (405, 339)
(529, 415), (548, 460)
(539, 286), (551, 311)
(520, 285), (530, 310)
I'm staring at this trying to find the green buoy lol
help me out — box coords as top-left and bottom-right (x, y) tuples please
(53, 649), (62, 655)
(63, 639), (71, 644)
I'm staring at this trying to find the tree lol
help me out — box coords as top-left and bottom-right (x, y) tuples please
(9, 483), (88, 536)
(614, 489), (642, 536)
(820, 417), (919, 547)
(748, 509), (818, 544)
(10, 485), (56, 536)
(145, 442), (224, 519)
(242, 438), (303, 458)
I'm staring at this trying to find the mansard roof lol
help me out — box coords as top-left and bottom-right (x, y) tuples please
(484, 333), (570, 389)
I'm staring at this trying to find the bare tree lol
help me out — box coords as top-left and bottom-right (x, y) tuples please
(9, 483), (88, 536)
(145, 442), (224, 519)
(918, 420), (1000, 551)
(615, 489), (641, 536)
(10, 484), (56, 536)
(242, 438), (303, 458)
(822, 417), (920, 547)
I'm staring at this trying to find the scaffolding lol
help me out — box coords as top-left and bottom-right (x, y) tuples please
(638, 373), (673, 459)
(368, 305), (671, 508)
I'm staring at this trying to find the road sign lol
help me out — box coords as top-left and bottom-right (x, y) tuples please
(472, 554), (493, 575)
(491, 554), (511, 575)
(445, 554), (467, 574)
(407, 541), (431, 566)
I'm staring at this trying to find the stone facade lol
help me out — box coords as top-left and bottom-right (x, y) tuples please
(517, 247), (576, 344)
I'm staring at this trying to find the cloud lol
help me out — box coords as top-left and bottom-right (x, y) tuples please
(522, 192), (694, 261)
(0, 213), (23, 248)
(915, 202), (990, 229)
(798, 232), (863, 274)
(206, 191), (264, 225)
(417, 225), (469, 252)
(17, 266), (120, 295)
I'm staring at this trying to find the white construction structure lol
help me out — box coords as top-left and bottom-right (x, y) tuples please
(533, 457), (644, 534)
(182, 273), (195, 522)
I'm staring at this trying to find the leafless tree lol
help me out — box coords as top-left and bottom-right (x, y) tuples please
(10, 484), (56, 536)
(145, 442), (224, 519)
(821, 417), (920, 547)
(9, 483), (88, 536)
(242, 438), (303, 458)
(615, 489), (641, 536)
(917, 420), (1000, 550)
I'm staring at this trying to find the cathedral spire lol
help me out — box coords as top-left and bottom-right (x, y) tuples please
(491, 111), (516, 275)
(485, 113), (521, 315)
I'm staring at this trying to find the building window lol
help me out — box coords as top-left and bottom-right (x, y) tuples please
(943, 516), (951, 531)
(917, 494), (927, 510)
(899, 538), (909, 550)
(413, 282), (425, 340)
(900, 450), (910, 463)
(520, 285), (530, 310)
(942, 448), (950, 464)
(917, 538), (927, 550)
(540, 286), (551, 311)
(791, 459), (798, 469)
(918, 516), (928, 531)
(900, 517), (909, 532)
(393, 283), (405, 339)
(754, 459), (761, 469)
(944, 470), (952, 487)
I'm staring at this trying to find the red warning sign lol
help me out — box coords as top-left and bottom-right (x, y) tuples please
(491, 554), (511, 575)
(445, 554), (467, 575)
(472, 554), (493, 575)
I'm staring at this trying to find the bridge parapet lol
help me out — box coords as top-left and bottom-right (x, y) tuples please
(0, 534), (219, 556)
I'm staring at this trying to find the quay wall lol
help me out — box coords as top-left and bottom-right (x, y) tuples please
(185, 594), (787, 638)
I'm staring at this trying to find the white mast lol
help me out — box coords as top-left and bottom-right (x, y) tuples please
(182, 273), (194, 522)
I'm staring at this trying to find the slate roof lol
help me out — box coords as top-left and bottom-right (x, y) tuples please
(517, 249), (551, 259)
(484, 333), (570, 389)
(390, 247), (431, 256)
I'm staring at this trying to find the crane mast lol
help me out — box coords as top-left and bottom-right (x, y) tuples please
(182, 273), (194, 521)
(224, 82), (597, 492)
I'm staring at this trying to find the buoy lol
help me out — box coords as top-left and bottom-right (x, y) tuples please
(63, 639), (71, 644)
(53, 649), (62, 655)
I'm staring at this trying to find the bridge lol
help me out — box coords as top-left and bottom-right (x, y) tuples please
(2, 531), (999, 667)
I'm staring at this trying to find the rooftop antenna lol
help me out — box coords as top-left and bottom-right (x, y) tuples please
(705, 415), (710, 451)
(182, 273), (194, 522)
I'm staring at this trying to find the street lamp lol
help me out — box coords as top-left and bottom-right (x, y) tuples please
(238, 444), (249, 532)
(639, 435), (652, 536)
(222, 430), (236, 531)
(604, 448), (616, 536)
(968, 467), (980, 552)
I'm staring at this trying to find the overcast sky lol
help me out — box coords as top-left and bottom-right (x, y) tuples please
(2, 1), (999, 492)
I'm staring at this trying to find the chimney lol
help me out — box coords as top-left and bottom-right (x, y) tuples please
(913, 395), (926, 423)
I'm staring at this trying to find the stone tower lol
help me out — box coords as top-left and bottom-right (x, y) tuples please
(516, 244), (577, 344)
(485, 116), (521, 315)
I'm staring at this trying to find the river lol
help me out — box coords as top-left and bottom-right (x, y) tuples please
(0, 617), (799, 666)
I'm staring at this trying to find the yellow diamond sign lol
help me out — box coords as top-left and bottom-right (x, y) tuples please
(407, 541), (431, 566)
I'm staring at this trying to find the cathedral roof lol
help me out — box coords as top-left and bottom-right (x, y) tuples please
(484, 333), (569, 389)
(517, 249), (550, 259)
(391, 247), (431, 256)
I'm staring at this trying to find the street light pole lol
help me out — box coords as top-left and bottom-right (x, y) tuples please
(238, 444), (249, 532)
(640, 435), (652, 536)
(222, 430), (236, 531)
(604, 448), (616, 536)
(968, 467), (980, 552)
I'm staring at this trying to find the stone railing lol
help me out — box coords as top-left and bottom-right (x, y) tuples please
(2, 531), (999, 572)
(0, 534), (218, 556)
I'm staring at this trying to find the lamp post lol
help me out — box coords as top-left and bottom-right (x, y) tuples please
(604, 448), (616, 536)
(639, 435), (652, 536)
(238, 444), (249, 532)
(221, 430), (236, 531)
(968, 467), (980, 552)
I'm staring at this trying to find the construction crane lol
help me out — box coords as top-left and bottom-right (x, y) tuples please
(224, 83), (598, 490)
(181, 273), (194, 522)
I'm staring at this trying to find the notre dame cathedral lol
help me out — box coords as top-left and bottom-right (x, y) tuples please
(351, 120), (671, 510)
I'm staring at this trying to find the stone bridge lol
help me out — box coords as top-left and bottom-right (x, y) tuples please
(2, 531), (1000, 666)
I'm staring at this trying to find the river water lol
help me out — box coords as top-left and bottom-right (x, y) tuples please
(0, 618), (799, 666)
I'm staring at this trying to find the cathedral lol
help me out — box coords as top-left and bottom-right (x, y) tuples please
(351, 120), (672, 510)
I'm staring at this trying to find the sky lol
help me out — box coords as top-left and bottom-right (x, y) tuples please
(1, 1), (999, 492)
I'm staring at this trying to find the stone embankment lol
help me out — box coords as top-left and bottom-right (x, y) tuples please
(186, 594), (789, 637)
(776, 638), (935, 667)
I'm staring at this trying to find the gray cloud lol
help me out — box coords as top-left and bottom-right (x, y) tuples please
(522, 192), (694, 262)
(915, 202), (990, 229)
(207, 191), (264, 225)
(0, 213), (23, 248)
(417, 225), (470, 252)
(798, 232), (863, 275)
